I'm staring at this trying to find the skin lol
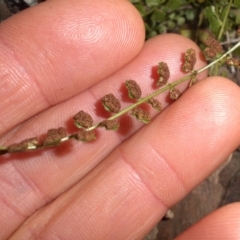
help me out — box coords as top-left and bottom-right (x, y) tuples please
(0, 0), (240, 239)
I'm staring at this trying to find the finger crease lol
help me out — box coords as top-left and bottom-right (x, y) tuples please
(118, 146), (169, 209)
(0, 35), (51, 107)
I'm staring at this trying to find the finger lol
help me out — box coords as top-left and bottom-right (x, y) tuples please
(0, 34), (206, 239)
(0, 0), (144, 135)
(175, 203), (240, 240)
(10, 77), (240, 239)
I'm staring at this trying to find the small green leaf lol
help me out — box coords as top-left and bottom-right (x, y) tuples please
(157, 24), (167, 34)
(147, 30), (158, 38)
(134, 4), (146, 16)
(180, 29), (195, 39)
(203, 6), (222, 37)
(165, 0), (186, 11)
(169, 12), (176, 20)
(151, 9), (166, 22)
(177, 16), (185, 26)
(167, 20), (176, 30)
(185, 9), (196, 21)
(146, 0), (160, 7)
(233, 0), (240, 8)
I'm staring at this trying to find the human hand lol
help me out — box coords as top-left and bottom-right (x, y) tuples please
(1, 1), (240, 239)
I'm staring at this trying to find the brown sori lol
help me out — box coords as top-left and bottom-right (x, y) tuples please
(182, 48), (196, 73)
(102, 93), (121, 113)
(43, 127), (67, 146)
(73, 110), (93, 128)
(157, 62), (170, 87)
(99, 119), (119, 130)
(125, 80), (142, 99)
(204, 37), (223, 58)
(170, 88), (181, 100)
(148, 98), (162, 111)
(226, 57), (240, 67)
(74, 130), (96, 142)
(131, 107), (151, 123)
(8, 138), (40, 152)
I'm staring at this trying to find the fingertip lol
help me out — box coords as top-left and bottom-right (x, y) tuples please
(120, 75), (240, 207)
(0, 0), (145, 134)
(176, 203), (240, 240)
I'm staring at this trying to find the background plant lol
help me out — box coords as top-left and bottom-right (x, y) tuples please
(130, 0), (240, 40)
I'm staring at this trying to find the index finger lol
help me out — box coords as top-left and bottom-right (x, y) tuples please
(0, 0), (145, 135)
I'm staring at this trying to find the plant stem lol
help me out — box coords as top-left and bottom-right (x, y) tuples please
(211, 0), (232, 76)
(217, 0), (232, 41)
(87, 40), (240, 132)
(199, 40), (240, 74)
(1, 41), (240, 154)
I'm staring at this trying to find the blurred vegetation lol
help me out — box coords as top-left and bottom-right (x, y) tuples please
(130, 0), (240, 41)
